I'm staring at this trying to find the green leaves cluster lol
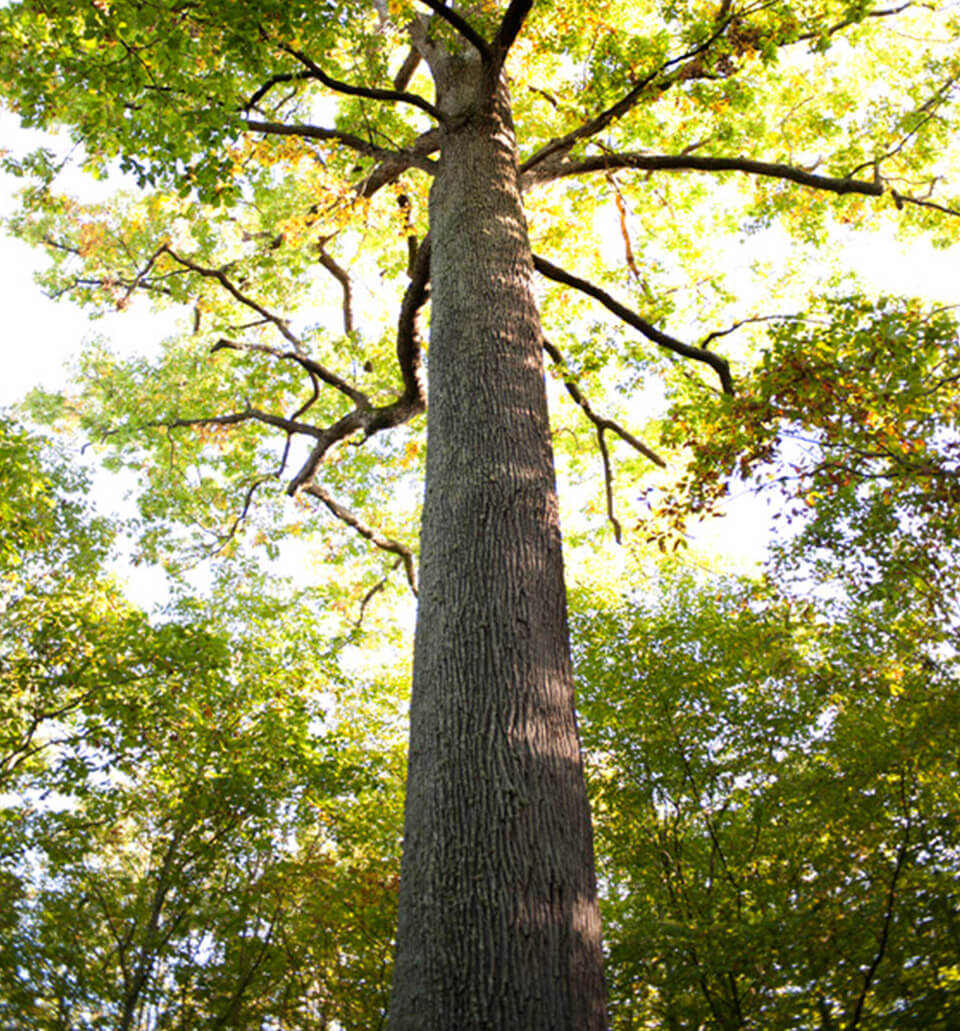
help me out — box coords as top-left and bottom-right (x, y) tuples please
(575, 569), (960, 1028)
(0, 419), (406, 1030)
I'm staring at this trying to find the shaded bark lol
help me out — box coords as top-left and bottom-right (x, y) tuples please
(388, 75), (608, 1030)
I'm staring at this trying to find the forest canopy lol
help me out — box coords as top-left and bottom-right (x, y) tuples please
(1, 0), (959, 1027)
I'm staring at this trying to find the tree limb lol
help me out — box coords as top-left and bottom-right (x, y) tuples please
(520, 5), (738, 175)
(534, 255), (735, 395)
(243, 71), (313, 111)
(278, 43), (443, 122)
(395, 234), (430, 408)
(316, 245), (354, 336)
(304, 483), (418, 594)
(414, 0), (491, 59)
(393, 47), (422, 91)
(357, 128), (441, 198)
(524, 151), (887, 200)
(543, 337), (664, 543)
(210, 338), (367, 408)
(491, 0), (533, 74)
(849, 771), (913, 1029)
(160, 247), (368, 404)
(543, 339), (666, 469)
(161, 408), (329, 440)
(520, 4), (918, 177)
(243, 118), (438, 173)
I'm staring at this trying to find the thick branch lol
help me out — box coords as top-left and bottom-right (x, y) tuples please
(491, 0), (533, 74)
(525, 151), (887, 199)
(534, 256), (735, 395)
(414, 0), (491, 58)
(243, 118), (437, 173)
(357, 128), (441, 198)
(278, 43), (443, 122)
(393, 47), (422, 91)
(304, 483), (418, 594)
(395, 234), (430, 407)
(530, 150), (960, 220)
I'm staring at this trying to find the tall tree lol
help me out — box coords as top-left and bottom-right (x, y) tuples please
(1, 2), (959, 1026)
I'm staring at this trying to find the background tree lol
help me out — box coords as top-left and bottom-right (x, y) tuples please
(0, 417), (407, 1030)
(1, 1), (959, 1027)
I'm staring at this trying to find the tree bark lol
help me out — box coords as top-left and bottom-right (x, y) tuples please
(388, 75), (609, 1030)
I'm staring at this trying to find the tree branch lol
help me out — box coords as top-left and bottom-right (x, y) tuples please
(304, 483), (418, 594)
(160, 247), (368, 404)
(393, 47), (422, 91)
(210, 338), (367, 408)
(595, 427), (623, 543)
(317, 245), (354, 336)
(243, 71), (313, 111)
(243, 118), (438, 173)
(849, 771), (913, 1029)
(544, 337), (664, 543)
(543, 339), (666, 469)
(277, 43), (443, 122)
(395, 235), (430, 408)
(525, 151), (887, 200)
(161, 408), (328, 440)
(357, 128), (441, 198)
(534, 255), (735, 395)
(414, 0), (491, 59)
(491, 0), (533, 73)
(520, 5), (738, 175)
(521, 4), (918, 178)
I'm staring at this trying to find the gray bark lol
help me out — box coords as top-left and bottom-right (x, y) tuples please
(388, 68), (608, 1030)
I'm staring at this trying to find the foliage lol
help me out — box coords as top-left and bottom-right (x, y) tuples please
(1, 0), (960, 1025)
(660, 295), (960, 619)
(0, 419), (405, 1030)
(575, 569), (960, 1029)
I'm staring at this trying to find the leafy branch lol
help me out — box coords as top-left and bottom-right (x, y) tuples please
(543, 338), (665, 543)
(276, 42), (443, 122)
(533, 254), (735, 394)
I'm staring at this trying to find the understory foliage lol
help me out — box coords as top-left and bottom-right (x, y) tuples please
(0, 420), (405, 1030)
(1, 0), (960, 1026)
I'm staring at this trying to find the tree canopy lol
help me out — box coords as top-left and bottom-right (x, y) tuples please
(1, 0), (959, 1027)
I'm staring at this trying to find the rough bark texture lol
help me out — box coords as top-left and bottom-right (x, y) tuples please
(388, 75), (609, 1030)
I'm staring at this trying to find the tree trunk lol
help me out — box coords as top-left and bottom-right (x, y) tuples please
(388, 75), (609, 1031)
